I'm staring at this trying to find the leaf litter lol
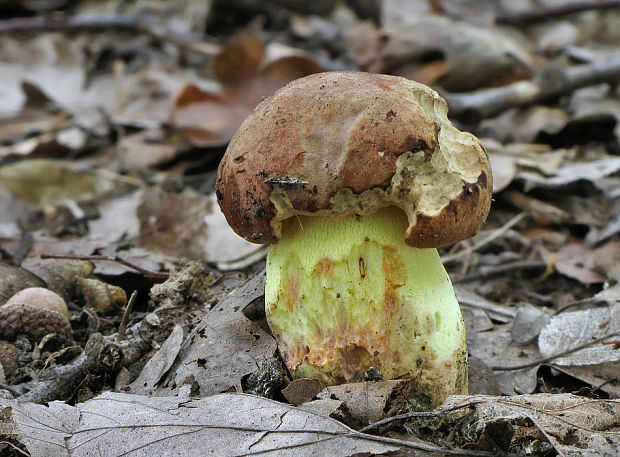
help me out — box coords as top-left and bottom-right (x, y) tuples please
(0, 0), (619, 455)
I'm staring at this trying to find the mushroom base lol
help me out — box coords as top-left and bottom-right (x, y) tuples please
(265, 207), (467, 407)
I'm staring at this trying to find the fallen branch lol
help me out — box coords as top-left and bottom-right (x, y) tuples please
(496, 0), (620, 25)
(444, 55), (620, 122)
(0, 14), (220, 59)
(15, 332), (150, 404)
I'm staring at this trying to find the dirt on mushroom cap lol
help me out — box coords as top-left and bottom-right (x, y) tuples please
(216, 71), (492, 247)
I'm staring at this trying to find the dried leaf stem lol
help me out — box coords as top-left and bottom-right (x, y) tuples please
(40, 253), (169, 280)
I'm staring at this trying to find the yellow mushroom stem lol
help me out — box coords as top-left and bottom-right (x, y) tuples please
(265, 206), (467, 407)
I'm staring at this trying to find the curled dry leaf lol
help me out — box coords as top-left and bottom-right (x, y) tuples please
(170, 37), (324, 147)
(78, 278), (127, 314)
(540, 240), (620, 284)
(129, 324), (184, 395)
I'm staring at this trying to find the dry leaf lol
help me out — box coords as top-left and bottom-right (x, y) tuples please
(538, 305), (619, 367)
(0, 392), (400, 457)
(541, 240), (620, 284)
(135, 188), (259, 263)
(129, 324), (184, 395)
(316, 379), (423, 427)
(0, 159), (118, 205)
(160, 273), (276, 396)
(442, 394), (620, 456)
(0, 262), (46, 305)
(170, 40), (323, 147)
(466, 323), (540, 395)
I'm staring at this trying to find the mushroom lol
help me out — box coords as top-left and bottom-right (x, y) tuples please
(216, 72), (492, 406)
(0, 287), (72, 342)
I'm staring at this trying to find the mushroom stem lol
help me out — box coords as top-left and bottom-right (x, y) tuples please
(265, 206), (467, 407)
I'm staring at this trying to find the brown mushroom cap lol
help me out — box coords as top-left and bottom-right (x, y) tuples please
(216, 72), (492, 248)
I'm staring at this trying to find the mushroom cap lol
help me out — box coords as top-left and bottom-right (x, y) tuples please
(0, 287), (71, 342)
(216, 72), (492, 248)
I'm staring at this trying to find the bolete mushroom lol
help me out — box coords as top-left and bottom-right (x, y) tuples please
(216, 72), (492, 406)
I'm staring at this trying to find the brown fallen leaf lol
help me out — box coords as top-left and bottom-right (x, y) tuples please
(282, 378), (324, 406)
(21, 257), (94, 302)
(316, 379), (429, 427)
(541, 240), (620, 284)
(135, 188), (259, 263)
(170, 35), (323, 147)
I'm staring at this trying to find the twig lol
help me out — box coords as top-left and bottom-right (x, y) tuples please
(0, 14), (220, 59)
(442, 213), (527, 263)
(501, 191), (570, 225)
(491, 332), (620, 371)
(454, 286), (516, 318)
(358, 400), (484, 433)
(39, 253), (169, 280)
(496, 0), (620, 25)
(554, 297), (603, 315)
(0, 441), (29, 457)
(444, 55), (620, 122)
(117, 290), (137, 341)
(14, 332), (150, 404)
(16, 333), (122, 403)
(452, 259), (546, 284)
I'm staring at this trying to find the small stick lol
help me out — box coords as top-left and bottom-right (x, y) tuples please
(452, 259), (547, 284)
(40, 253), (169, 280)
(117, 290), (138, 341)
(491, 332), (620, 371)
(501, 191), (570, 225)
(0, 14), (220, 59)
(442, 213), (527, 263)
